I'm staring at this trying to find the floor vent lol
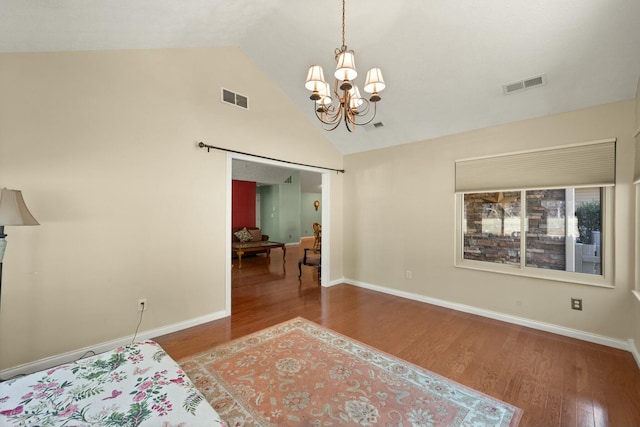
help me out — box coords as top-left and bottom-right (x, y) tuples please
(502, 74), (546, 95)
(221, 88), (249, 109)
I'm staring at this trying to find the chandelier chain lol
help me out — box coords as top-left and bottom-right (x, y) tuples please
(341, 0), (346, 49)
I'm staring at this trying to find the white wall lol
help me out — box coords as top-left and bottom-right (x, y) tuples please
(0, 48), (343, 370)
(633, 77), (640, 357)
(344, 100), (636, 341)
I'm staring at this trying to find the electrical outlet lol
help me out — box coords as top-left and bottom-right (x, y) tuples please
(406, 270), (413, 279)
(138, 298), (148, 312)
(571, 298), (582, 311)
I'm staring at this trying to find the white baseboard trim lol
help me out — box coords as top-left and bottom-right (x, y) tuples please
(1, 310), (228, 380)
(343, 279), (631, 352)
(326, 277), (345, 287)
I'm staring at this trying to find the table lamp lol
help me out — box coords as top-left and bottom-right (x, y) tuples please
(0, 188), (39, 307)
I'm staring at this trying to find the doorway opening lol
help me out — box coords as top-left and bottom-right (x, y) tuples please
(225, 153), (330, 314)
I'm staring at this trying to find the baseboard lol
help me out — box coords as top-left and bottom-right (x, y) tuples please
(343, 279), (631, 352)
(326, 278), (345, 287)
(0, 309), (228, 380)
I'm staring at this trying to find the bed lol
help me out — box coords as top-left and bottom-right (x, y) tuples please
(0, 340), (226, 427)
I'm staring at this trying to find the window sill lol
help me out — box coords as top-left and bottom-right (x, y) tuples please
(455, 260), (614, 288)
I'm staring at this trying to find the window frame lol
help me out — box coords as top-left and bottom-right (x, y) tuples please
(634, 184), (640, 301)
(454, 186), (614, 288)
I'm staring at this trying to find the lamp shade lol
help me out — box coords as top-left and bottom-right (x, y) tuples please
(364, 68), (385, 93)
(316, 83), (333, 105)
(0, 188), (39, 226)
(305, 65), (327, 92)
(348, 85), (364, 109)
(334, 50), (357, 81)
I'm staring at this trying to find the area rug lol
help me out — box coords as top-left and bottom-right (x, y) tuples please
(179, 317), (522, 427)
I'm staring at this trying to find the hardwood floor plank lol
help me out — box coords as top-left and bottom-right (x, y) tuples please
(542, 390), (563, 427)
(560, 350), (579, 427)
(154, 241), (640, 427)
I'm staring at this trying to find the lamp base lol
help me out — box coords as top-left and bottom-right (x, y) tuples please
(0, 227), (4, 310)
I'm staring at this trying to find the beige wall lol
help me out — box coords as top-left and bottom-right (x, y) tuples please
(344, 100), (636, 340)
(0, 48), (343, 370)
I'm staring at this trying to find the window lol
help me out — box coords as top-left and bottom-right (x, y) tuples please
(455, 139), (615, 287)
(461, 187), (606, 278)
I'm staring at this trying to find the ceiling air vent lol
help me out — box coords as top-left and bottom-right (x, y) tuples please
(502, 74), (546, 95)
(221, 88), (249, 109)
(365, 121), (385, 131)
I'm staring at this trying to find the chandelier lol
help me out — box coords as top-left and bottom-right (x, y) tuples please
(304, 0), (386, 132)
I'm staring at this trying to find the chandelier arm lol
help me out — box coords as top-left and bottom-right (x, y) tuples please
(344, 110), (354, 133)
(316, 102), (341, 123)
(352, 102), (378, 127)
(313, 103), (345, 132)
(312, 87), (378, 131)
(322, 112), (346, 132)
(325, 119), (345, 132)
(346, 100), (378, 127)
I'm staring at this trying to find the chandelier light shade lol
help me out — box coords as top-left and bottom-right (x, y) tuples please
(348, 86), (364, 109)
(334, 50), (357, 82)
(305, 66), (327, 98)
(364, 68), (385, 102)
(305, 0), (386, 132)
(317, 83), (332, 105)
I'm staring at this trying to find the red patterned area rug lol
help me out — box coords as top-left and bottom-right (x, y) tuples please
(180, 317), (522, 427)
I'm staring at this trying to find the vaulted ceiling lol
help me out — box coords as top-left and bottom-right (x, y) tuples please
(2, 0), (639, 154)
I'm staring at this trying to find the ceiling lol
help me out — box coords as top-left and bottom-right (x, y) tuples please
(1, 0), (639, 155)
(232, 159), (322, 193)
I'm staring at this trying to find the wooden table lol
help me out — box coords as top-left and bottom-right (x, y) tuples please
(232, 241), (286, 269)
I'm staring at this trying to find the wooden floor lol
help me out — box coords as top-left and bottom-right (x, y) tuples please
(155, 239), (640, 427)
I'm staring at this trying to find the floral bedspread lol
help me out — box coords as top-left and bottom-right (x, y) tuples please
(0, 340), (227, 427)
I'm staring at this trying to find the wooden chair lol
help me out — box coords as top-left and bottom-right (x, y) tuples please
(299, 223), (321, 280)
(312, 222), (322, 247)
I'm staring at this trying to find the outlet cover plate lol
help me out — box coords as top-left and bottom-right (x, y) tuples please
(571, 298), (582, 311)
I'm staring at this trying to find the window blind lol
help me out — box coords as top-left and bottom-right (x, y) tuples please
(455, 139), (616, 193)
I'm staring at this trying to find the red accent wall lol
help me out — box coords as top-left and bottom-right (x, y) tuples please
(232, 180), (256, 228)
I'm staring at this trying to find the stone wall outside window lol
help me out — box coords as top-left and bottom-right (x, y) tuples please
(463, 190), (567, 270)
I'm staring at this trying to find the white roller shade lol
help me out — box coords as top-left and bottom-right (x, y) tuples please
(455, 139), (616, 193)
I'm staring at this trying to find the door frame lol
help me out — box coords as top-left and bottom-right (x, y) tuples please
(225, 153), (330, 314)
